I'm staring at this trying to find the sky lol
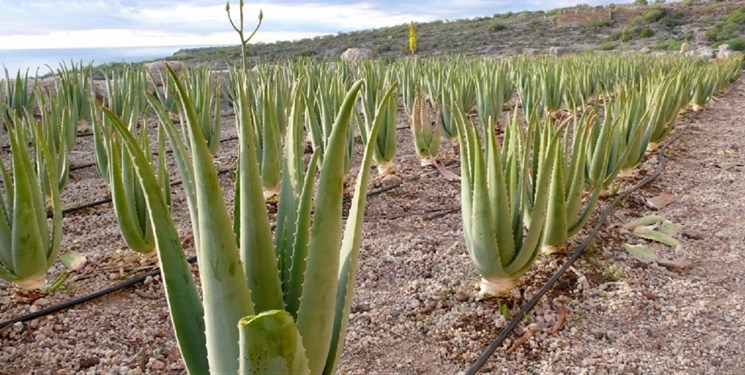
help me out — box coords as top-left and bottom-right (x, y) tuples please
(0, 0), (650, 50)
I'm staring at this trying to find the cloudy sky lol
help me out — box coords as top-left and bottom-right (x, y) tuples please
(0, 0), (646, 50)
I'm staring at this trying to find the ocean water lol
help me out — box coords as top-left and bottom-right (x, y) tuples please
(0, 46), (200, 77)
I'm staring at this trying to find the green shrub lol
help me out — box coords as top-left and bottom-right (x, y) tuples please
(643, 8), (665, 22)
(716, 38), (745, 51)
(620, 31), (634, 43)
(589, 19), (615, 29)
(726, 6), (745, 25)
(635, 0), (648, 5)
(639, 26), (655, 38)
(658, 12), (687, 28)
(490, 22), (507, 32)
(599, 42), (617, 50)
(652, 39), (681, 50)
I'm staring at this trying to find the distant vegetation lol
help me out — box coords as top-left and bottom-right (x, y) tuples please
(160, 1), (745, 68)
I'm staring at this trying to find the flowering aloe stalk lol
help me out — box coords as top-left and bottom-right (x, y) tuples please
(123, 61), (397, 373)
(0, 112), (62, 290)
(454, 102), (558, 297)
(409, 21), (417, 55)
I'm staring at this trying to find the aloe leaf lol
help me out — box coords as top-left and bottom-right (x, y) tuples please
(238, 310), (310, 375)
(7, 124), (48, 287)
(325, 82), (398, 374)
(234, 75), (284, 314)
(633, 225), (679, 247)
(167, 63), (254, 374)
(623, 215), (665, 230)
(105, 109), (208, 374)
(296, 79), (364, 374)
(284, 151), (320, 318)
(103, 123), (153, 253)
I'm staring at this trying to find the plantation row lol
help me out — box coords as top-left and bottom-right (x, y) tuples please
(1, 47), (742, 372)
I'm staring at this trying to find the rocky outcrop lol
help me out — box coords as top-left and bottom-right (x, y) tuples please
(717, 44), (732, 59)
(341, 48), (376, 65)
(145, 60), (186, 92)
(549, 46), (573, 56)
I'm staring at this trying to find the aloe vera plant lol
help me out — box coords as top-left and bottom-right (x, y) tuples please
(454, 102), (559, 296)
(2, 68), (36, 126)
(540, 111), (605, 254)
(31, 87), (77, 200)
(304, 68), (356, 173)
(180, 65), (223, 155)
(409, 87), (442, 166)
(119, 60), (397, 373)
(96, 102), (171, 254)
(0, 112), (62, 290)
(359, 62), (400, 176)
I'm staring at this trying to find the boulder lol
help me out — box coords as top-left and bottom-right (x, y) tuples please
(717, 44), (732, 59)
(145, 60), (186, 92)
(341, 48), (376, 65)
(695, 46), (716, 59)
(548, 46), (572, 56)
(640, 47), (651, 54)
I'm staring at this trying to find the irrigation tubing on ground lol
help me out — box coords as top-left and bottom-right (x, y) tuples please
(2, 161), (439, 330)
(68, 135), (240, 172)
(48, 167), (236, 218)
(0, 256), (197, 330)
(3, 122), (453, 331)
(464, 115), (693, 375)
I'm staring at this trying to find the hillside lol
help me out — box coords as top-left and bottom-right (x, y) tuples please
(170, 0), (745, 67)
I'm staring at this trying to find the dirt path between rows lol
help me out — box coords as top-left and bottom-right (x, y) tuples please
(1, 75), (744, 374)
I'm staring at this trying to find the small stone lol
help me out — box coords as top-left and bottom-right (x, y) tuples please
(381, 174), (402, 187)
(388, 308), (401, 318)
(151, 360), (166, 370)
(710, 358), (721, 367)
(34, 298), (50, 307)
(682, 230), (704, 240)
(80, 357), (100, 369)
(144, 276), (153, 285)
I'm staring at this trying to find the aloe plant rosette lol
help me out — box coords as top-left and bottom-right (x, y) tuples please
(118, 62), (398, 373)
(454, 103), (558, 297)
(0, 113), (62, 290)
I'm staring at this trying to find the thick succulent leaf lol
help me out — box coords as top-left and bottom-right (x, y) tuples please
(296, 79), (363, 374)
(325, 83), (398, 374)
(105, 109), (209, 374)
(167, 64), (255, 374)
(238, 310), (310, 375)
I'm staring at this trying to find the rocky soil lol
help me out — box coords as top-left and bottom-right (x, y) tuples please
(1, 75), (745, 374)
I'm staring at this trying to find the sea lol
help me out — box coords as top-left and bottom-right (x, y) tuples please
(0, 46), (204, 77)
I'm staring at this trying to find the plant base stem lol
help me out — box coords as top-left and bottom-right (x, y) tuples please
(477, 277), (514, 298)
(376, 160), (397, 177)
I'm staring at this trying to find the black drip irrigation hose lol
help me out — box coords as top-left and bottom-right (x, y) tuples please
(464, 118), (692, 375)
(68, 135), (240, 172)
(0, 255), (196, 330)
(49, 168), (235, 218)
(1, 167), (434, 330)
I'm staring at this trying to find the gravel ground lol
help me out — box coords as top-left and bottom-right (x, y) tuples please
(1, 75), (744, 374)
